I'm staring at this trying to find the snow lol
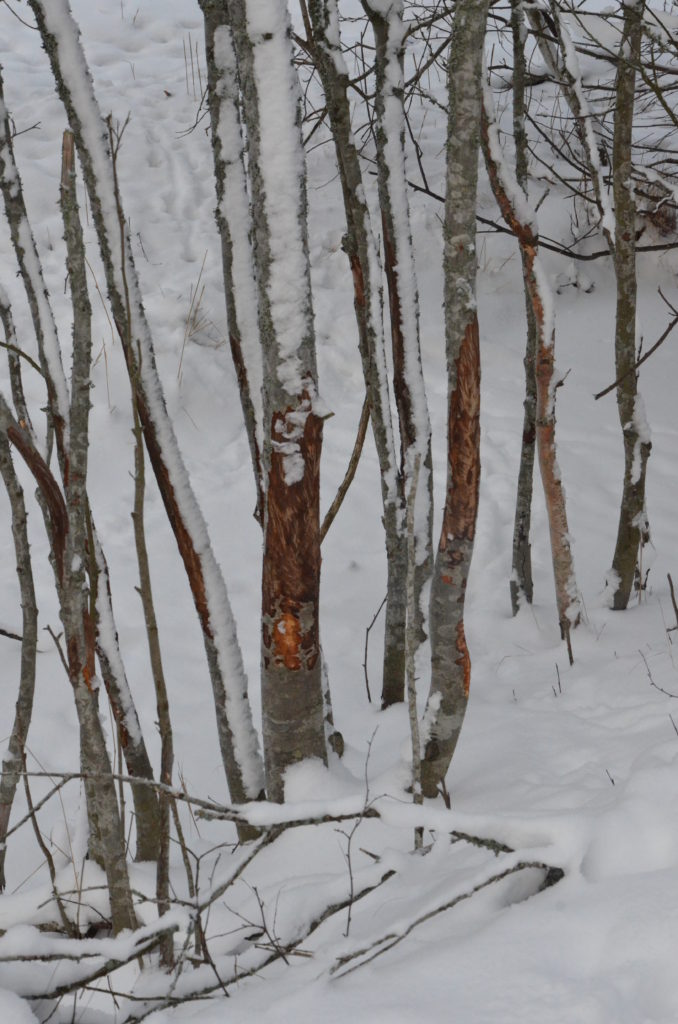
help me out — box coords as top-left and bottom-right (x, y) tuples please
(0, 2), (677, 1023)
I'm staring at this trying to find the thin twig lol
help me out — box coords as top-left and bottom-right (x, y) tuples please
(594, 306), (678, 399)
(362, 595), (386, 704)
(320, 394), (370, 543)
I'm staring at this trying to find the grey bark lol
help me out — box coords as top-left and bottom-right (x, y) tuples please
(28, 0), (265, 806)
(421, 0), (488, 799)
(200, 0), (264, 524)
(0, 67), (69, 459)
(362, 0), (434, 644)
(1, 87), (159, 858)
(0, 394), (137, 934)
(229, 0), (326, 800)
(59, 133), (138, 932)
(0, 428), (38, 892)
(61, 130), (159, 864)
(306, 0), (407, 708)
(130, 395), (174, 963)
(482, 89), (582, 650)
(609, 0), (650, 610)
(509, 0), (537, 614)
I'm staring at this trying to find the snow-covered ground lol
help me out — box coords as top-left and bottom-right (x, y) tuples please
(1, 2), (678, 1021)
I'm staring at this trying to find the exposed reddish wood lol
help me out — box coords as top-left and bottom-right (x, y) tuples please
(7, 422), (67, 582)
(128, 382), (213, 641)
(456, 620), (471, 698)
(440, 315), (481, 550)
(262, 395), (322, 675)
(348, 248), (366, 312)
(481, 101), (579, 638)
(382, 209), (414, 461)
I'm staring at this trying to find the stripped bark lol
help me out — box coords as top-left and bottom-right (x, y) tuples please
(28, 0), (265, 806)
(509, 0), (538, 615)
(362, 0), (434, 642)
(608, 0), (650, 610)
(305, 0), (406, 708)
(200, 0), (264, 524)
(420, 0), (487, 800)
(481, 87), (582, 649)
(0, 429), (38, 892)
(228, 0), (326, 799)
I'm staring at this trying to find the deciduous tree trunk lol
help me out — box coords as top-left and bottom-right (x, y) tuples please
(29, 0), (265, 808)
(482, 84), (581, 652)
(509, 0), (537, 615)
(229, 0), (327, 800)
(305, 0), (407, 708)
(421, 0), (488, 800)
(200, 0), (264, 524)
(608, 0), (650, 610)
(362, 0), (434, 645)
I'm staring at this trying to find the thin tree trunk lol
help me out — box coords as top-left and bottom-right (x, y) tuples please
(59, 131), (138, 932)
(0, 395), (137, 934)
(609, 0), (650, 610)
(0, 430), (38, 892)
(229, 0), (326, 800)
(200, 0), (264, 524)
(130, 395), (174, 964)
(29, 0), (265, 806)
(362, 0), (434, 643)
(529, 2), (616, 249)
(0, 67), (69, 460)
(509, 0), (537, 615)
(305, 0), (407, 708)
(1, 90), (159, 855)
(61, 129), (160, 861)
(481, 86), (582, 650)
(420, 0), (487, 800)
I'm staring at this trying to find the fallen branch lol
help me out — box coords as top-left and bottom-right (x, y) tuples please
(331, 857), (564, 978)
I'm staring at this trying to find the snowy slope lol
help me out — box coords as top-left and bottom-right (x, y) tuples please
(1, 2), (678, 1021)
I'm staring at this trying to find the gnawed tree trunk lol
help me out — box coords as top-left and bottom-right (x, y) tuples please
(481, 84), (582, 651)
(200, 0), (264, 524)
(305, 0), (406, 708)
(0, 424), (38, 892)
(420, 0), (487, 800)
(230, 0), (326, 800)
(509, 0), (537, 615)
(29, 0), (265, 807)
(362, 0), (434, 644)
(608, 0), (650, 610)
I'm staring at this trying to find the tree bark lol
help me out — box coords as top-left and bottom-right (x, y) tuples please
(509, 0), (537, 615)
(481, 87), (582, 649)
(0, 429), (38, 892)
(200, 0), (264, 524)
(229, 0), (327, 800)
(421, 0), (487, 800)
(305, 0), (407, 707)
(29, 0), (265, 807)
(609, 0), (650, 610)
(362, 0), (434, 644)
